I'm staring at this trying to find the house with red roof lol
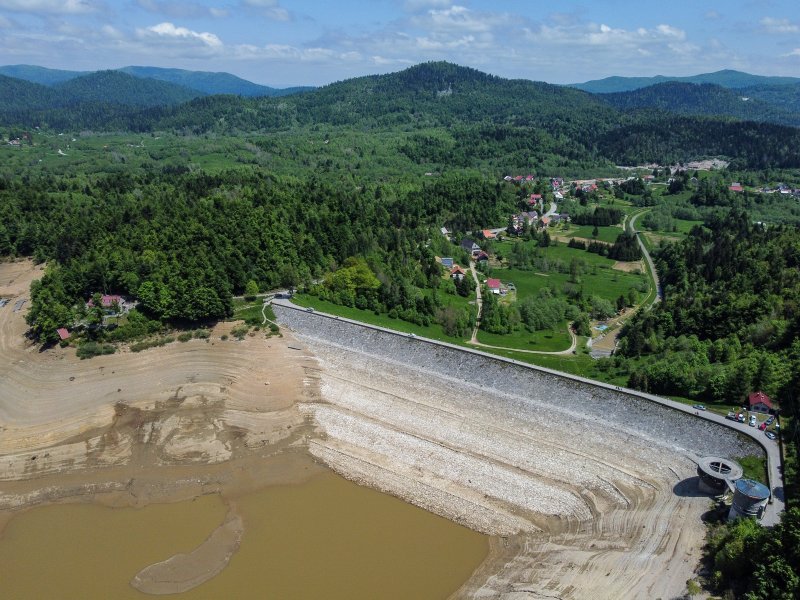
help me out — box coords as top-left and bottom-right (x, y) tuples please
(450, 265), (466, 281)
(528, 193), (542, 204)
(481, 229), (496, 240)
(486, 278), (502, 294)
(729, 183), (744, 193)
(747, 391), (773, 414)
(56, 328), (71, 341)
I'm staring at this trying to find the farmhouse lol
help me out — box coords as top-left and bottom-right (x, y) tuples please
(450, 265), (466, 281)
(729, 183), (744, 193)
(486, 278), (502, 294)
(481, 229), (496, 240)
(747, 391), (773, 414)
(460, 238), (481, 257)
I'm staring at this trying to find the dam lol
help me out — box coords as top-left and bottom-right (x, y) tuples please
(273, 301), (765, 598)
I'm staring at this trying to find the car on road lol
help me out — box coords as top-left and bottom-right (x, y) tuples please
(749, 415), (757, 427)
(305, 307), (314, 312)
(726, 412), (736, 420)
(692, 404), (706, 411)
(765, 431), (777, 440)
(408, 333), (416, 338)
(759, 422), (767, 431)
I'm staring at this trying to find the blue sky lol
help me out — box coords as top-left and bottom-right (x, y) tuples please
(0, 0), (798, 87)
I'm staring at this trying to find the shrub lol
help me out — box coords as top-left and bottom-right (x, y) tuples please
(177, 332), (193, 342)
(76, 341), (116, 359)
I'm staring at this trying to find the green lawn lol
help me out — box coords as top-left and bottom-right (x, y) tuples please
(476, 323), (572, 352)
(291, 294), (471, 343)
(565, 224), (624, 244)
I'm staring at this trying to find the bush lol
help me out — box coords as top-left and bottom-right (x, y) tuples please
(178, 332), (192, 342)
(76, 341), (116, 359)
(231, 325), (249, 340)
(194, 329), (211, 339)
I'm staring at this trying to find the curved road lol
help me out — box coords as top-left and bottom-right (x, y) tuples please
(628, 211), (662, 306)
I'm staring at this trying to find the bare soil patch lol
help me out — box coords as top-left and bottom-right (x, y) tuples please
(612, 260), (643, 273)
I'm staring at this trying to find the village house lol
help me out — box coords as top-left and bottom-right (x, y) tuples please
(747, 391), (773, 414)
(450, 265), (466, 281)
(729, 182), (744, 193)
(475, 250), (489, 263)
(528, 193), (542, 205)
(481, 229), (496, 240)
(486, 278), (502, 294)
(460, 238), (481, 258)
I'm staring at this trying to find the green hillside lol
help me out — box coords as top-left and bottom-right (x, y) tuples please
(55, 71), (203, 107)
(599, 82), (800, 127)
(571, 69), (800, 93)
(118, 66), (312, 97)
(0, 64), (86, 86)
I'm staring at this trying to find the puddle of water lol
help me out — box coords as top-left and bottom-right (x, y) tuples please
(0, 472), (488, 599)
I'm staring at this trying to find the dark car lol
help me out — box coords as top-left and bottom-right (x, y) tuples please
(692, 404), (706, 411)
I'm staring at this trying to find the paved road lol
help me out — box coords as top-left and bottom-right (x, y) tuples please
(272, 297), (784, 526)
(467, 261), (482, 343)
(629, 211), (662, 305)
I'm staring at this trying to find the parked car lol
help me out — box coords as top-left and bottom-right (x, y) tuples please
(759, 422), (767, 431)
(692, 404), (706, 411)
(765, 431), (777, 440)
(766, 416), (775, 425)
(306, 307), (314, 312)
(726, 412), (736, 420)
(737, 413), (746, 423)
(749, 415), (757, 427)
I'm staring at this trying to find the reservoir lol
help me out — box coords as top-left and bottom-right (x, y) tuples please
(0, 471), (488, 599)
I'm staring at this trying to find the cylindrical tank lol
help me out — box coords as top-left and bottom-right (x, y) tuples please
(728, 479), (770, 521)
(696, 457), (743, 495)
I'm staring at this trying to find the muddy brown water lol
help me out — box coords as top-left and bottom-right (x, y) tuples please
(0, 471), (488, 599)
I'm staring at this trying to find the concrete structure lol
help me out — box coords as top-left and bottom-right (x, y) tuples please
(696, 456), (743, 495)
(729, 479), (771, 521)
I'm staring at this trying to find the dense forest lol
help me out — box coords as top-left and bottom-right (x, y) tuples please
(0, 168), (514, 344)
(2, 62), (799, 170)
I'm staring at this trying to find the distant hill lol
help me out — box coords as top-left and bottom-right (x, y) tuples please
(739, 82), (800, 114)
(0, 74), (63, 111)
(54, 71), (203, 107)
(0, 64), (86, 86)
(2, 61), (799, 170)
(571, 70), (800, 93)
(118, 66), (312, 97)
(598, 82), (800, 127)
(0, 63), (312, 97)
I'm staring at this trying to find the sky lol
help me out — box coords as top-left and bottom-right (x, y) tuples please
(0, 0), (799, 87)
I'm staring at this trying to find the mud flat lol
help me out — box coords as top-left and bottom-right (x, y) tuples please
(274, 304), (763, 599)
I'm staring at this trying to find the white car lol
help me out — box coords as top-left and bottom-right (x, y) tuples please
(749, 415), (757, 427)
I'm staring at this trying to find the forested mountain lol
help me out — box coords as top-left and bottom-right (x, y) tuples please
(740, 82), (800, 113)
(55, 71), (203, 107)
(0, 64), (86, 86)
(599, 82), (800, 127)
(118, 66), (312, 97)
(0, 74), (64, 112)
(2, 62), (799, 169)
(0, 63), (311, 97)
(571, 69), (800, 93)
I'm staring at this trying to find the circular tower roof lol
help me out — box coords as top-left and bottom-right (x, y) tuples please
(734, 479), (770, 500)
(697, 456), (744, 481)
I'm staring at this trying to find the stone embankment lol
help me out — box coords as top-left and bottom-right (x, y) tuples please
(274, 303), (763, 599)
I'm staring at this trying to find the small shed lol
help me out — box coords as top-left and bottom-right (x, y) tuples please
(56, 328), (71, 341)
(747, 391), (773, 414)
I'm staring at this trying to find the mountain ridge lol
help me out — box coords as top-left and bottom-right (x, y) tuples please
(570, 69), (800, 93)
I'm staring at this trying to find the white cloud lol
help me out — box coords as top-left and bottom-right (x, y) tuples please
(240, 0), (289, 21)
(784, 48), (800, 57)
(209, 7), (228, 18)
(403, 0), (452, 10)
(414, 5), (503, 33)
(760, 17), (799, 34)
(136, 0), (225, 19)
(139, 22), (223, 47)
(0, 0), (98, 14)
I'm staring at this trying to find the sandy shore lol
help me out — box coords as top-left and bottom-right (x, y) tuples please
(1, 259), (710, 599)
